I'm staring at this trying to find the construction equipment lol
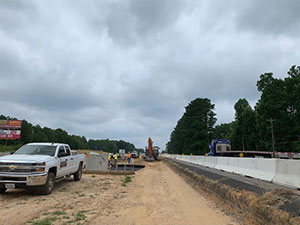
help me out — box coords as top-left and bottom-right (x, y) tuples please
(153, 146), (160, 160)
(144, 137), (154, 161)
(144, 137), (160, 161)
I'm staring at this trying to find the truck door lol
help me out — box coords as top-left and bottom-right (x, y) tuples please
(65, 145), (77, 173)
(57, 145), (69, 177)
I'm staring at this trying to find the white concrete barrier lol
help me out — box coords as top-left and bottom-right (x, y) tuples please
(234, 158), (277, 182)
(215, 157), (238, 173)
(165, 154), (300, 189)
(85, 153), (108, 171)
(194, 156), (205, 166)
(273, 159), (300, 189)
(203, 157), (218, 168)
(185, 156), (192, 163)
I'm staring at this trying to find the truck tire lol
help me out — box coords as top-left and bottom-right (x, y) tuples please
(74, 163), (83, 181)
(0, 188), (7, 194)
(40, 172), (55, 195)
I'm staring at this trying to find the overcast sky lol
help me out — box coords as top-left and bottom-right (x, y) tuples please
(0, 0), (299, 149)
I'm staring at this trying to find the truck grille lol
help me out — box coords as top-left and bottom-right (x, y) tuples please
(0, 167), (35, 173)
(0, 162), (38, 166)
(0, 162), (41, 173)
(0, 177), (26, 182)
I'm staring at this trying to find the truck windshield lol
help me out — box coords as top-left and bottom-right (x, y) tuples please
(14, 145), (56, 156)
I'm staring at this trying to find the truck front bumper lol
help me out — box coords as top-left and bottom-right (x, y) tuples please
(0, 173), (48, 187)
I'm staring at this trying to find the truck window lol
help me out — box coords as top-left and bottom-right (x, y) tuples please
(65, 146), (71, 156)
(58, 146), (66, 155)
(15, 145), (56, 156)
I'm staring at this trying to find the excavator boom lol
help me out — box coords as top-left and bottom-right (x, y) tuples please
(144, 137), (155, 161)
(148, 137), (153, 156)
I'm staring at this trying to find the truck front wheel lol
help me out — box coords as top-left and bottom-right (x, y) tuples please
(0, 188), (7, 194)
(40, 172), (55, 195)
(74, 163), (83, 181)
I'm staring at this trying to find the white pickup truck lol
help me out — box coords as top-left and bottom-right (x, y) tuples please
(0, 143), (85, 195)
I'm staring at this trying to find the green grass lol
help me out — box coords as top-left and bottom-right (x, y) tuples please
(52, 211), (66, 216)
(30, 219), (51, 225)
(75, 211), (87, 222)
(30, 218), (52, 225)
(31, 211), (67, 225)
(122, 175), (132, 187)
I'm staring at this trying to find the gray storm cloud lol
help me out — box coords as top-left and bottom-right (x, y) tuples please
(0, 0), (299, 148)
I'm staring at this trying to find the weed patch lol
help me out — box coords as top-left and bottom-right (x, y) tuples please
(122, 175), (132, 187)
(30, 216), (56, 225)
(75, 211), (87, 222)
(52, 211), (66, 216)
(30, 218), (51, 225)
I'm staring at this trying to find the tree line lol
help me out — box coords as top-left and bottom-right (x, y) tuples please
(0, 115), (135, 153)
(167, 65), (300, 154)
(88, 139), (135, 153)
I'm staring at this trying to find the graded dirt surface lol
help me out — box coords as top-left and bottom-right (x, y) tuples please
(0, 161), (239, 225)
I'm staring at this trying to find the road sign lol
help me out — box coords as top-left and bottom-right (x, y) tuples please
(0, 120), (22, 129)
(0, 130), (21, 139)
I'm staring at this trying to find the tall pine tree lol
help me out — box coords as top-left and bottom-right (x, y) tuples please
(167, 98), (216, 154)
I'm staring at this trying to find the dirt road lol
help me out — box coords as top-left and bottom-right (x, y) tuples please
(0, 161), (239, 225)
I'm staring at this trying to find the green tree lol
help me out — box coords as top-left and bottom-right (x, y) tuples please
(32, 125), (48, 142)
(232, 99), (257, 150)
(167, 98), (216, 154)
(20, 120), (33, 144)
(43, 127), (58, 143)
(1, 115), (134, 151)
(255, 66), (300, 152)
(213, 122), (234, 140)
(117, 140), (135, 152)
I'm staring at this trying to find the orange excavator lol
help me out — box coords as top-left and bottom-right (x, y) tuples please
(144, 137), (154, 161)
(144, 137), (160, 161)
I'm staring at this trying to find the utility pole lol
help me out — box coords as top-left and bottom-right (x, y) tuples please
(266, 118), (276, 152)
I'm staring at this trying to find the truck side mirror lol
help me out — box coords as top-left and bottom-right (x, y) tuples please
(10, 151), (15, 155)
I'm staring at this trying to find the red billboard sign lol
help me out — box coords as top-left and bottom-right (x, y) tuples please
(0, 130), (21, 139)
(0, 120), (22, 129)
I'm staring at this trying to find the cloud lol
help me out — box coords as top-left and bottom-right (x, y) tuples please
(234, 0), (300, 36)
(0, 0), (299, 148)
